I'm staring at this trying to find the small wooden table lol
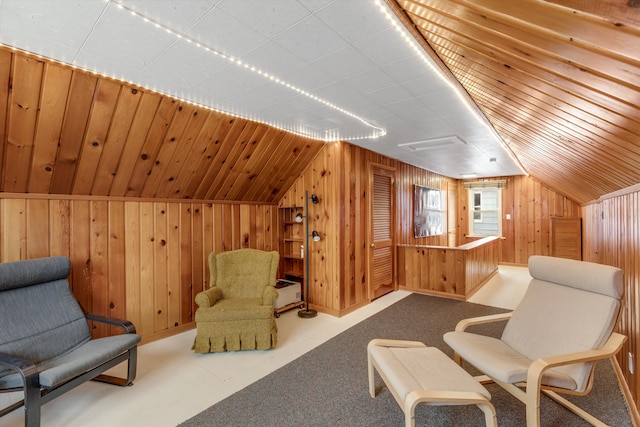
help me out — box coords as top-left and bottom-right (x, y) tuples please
(367, 339), (497, 427)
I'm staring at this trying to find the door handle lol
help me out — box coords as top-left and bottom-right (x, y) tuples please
(370, 243), (376, 248)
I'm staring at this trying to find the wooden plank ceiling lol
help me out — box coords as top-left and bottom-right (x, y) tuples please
(2, 0), (640, 206)
(0, 46), (324, 203)
(391, 0), (640, 204)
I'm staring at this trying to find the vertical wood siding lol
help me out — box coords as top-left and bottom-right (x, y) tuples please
(0, 195), (278, 342)
(0, 47), (324, 203)
(457, 176), (581, 264)
(397, 237), (500, 298)
(393, 0), (640, 205)
(582, 188), (640, 408)
(279, 142), (453, 315)
(280, 143), (575, 315)
(395, 162), (455, 246)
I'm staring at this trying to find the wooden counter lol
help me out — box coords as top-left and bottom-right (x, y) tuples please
(397, 236), (500, 300)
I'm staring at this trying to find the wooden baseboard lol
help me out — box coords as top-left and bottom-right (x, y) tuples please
(335, 300), (369, 317)
(398, 286), (466, 301)
(465, 269), (499, 299)
(498, 262), (528, 267)
(140, 323), (195, 345)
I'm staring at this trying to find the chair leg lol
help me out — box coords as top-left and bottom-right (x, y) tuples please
(367, 352), (376, 398)
(477, 403), (498, 427)
(93, 347), (138, 387)
(525, 384), (542, 427)
(23, 374), (41, 427)
(406, 401), (497, 427)
(404, 407), (415, 427)
(542, 390), (608, 427)
(125, 347), (137, 385)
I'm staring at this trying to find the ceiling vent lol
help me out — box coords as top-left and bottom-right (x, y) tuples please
(397, 135), (466, 152)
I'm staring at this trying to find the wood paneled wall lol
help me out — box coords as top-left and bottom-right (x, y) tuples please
(279, 141), (453, 315)
(0, 194), (278, 342)
(280, 141), (393, 315)
(582, 186), (640, 407)
(396, 162), (455, 246)
(393, 0), (640, 205)
(0, 149), (582, 337)
(0, 47), (324, 203)
(397, 236), (500, 298)
(280, 142), (578, 315)
(457, 175), (581, 264)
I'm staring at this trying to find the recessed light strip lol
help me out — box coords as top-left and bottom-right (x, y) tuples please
(106, 0), (386, 142)
(0, 42), (328, 142)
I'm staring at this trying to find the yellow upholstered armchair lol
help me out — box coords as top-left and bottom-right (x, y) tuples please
(192, 248), (279, 353)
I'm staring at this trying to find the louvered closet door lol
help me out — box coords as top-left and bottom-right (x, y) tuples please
(368, 165), (395, 300)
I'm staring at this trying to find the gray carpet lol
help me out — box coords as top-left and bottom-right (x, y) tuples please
(179, 294), (632, 426)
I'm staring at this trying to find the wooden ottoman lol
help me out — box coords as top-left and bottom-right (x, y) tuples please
(367, 339), (497, 427)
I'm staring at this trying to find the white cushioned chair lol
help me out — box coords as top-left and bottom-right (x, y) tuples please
(444, 255), (626, 427)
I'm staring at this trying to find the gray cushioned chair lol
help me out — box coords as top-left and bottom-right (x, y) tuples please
(444, 255), (626, 426)
(0, 256), (141, 427)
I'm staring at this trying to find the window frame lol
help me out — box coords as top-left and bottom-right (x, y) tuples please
(468, 187), (502, 237)
(472, 192), (483, 223)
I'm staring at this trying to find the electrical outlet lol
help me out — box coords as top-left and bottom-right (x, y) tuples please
(629, 352), (635, 374)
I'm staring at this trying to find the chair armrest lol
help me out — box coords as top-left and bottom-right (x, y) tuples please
(195, 287), (222, 308)
(0, 353), (38, 377)
(0, 352), (39, 389)
(263, 286), (278, 306)
(85, 313), (137, 334)
(528, 332), (627, 385)
(455, 312), (513, 332)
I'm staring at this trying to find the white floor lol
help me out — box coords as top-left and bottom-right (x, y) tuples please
(1, 265), (530, 427)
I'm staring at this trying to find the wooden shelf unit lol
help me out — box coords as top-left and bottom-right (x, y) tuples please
(279, 207), (305, 283)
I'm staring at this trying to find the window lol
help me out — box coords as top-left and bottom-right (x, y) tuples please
(468, 187), (501, 236)
(473, 192), (482, 222)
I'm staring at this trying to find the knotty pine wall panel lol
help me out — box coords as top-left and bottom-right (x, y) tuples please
(582, 187), (640, 409)
(400, 247), (466, 296)
(0, 49), (10, 175)
(331, 143), (394, 314)
(5, 55), (42, 193)
(30, 64), (72, 194)
(279, 141), (453, 316)
(0, 47), (323, 203)
(393, 0), (640, 204)
(457, 175), (581, 264)
(397, 237), (499, 299)
(0, 195), (278, 342)
(340, 144), (366, 311)
(395, 161), (454, 246)
(281, 142), (374, 315)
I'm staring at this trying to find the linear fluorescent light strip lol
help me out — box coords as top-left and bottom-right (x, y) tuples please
(105, 0), (385, 142)
(398, 135), (465, 151)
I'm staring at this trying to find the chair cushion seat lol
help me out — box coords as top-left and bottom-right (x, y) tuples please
(444, 331), (577, 390)
(0, 334), (141, 389)
(194, 298), (273, 322)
